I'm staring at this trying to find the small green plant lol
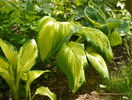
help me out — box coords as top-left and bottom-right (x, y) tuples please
(103, 60), (132, 99)
(37, 16), (113, 93)
(0, 39), (56, 100)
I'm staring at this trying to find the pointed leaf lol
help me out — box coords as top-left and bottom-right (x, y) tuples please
(108, 30), (122, 46)
(0, 57), (10, 83)
(21, 70), (50, 83)
(0, 56), (9, 69)
(56, 42), (88, 93)
(86, 51), (109, 79)
(35, 86), (56, 100)
(0, 39), (18, 67)
(37, 16), (73, 62)
(78, 27), (113, 61)
(106, 19), (121, 32)
(106, 19), (129, 36)
(21, 70), (50, 97)
(84, 6), (106, 28)
(116, 20), (129, 36)
(18, 39), (38, 72)
(0, 68), (10, 84)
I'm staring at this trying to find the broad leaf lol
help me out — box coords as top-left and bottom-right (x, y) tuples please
(0, 56), (9, 69)
(84, 6), (106, 28)
(86, 51), (109, 79)
(116, 20), (129, 36)
(21, 70), (49, 83)
(106, 19), (129, 36)
(106, 19), (121, 32)
(78, 27), (113, 61)
(37, 16), (73, 62)
(56, 42), (88, 93)
(108, 30), (122, 46)
(0, 57), (10, 83)
(0, 39), (18, 67)
(0, 68), (10, 85)
(18, 39), (38, 73)
(21, 70), (49, 97)
(35, 86), (56, 100)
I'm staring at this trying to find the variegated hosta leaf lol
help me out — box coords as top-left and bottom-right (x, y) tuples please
(37, 16), (73, 62)
(78, 27), (113, 61)
(56, 42), (88, 93)
(21, 70), (50, 83)
(0, 39), (18, 68)
(21, 70), (50, 97)
(0, 56), (9, 69)
(106, 19), (121, 32)
(86, 51), (109, 79)
(0, 68), (10, 84)
(84, 6), (106, 28)
(18, 39), (38, 73)
(108, 30), (122, 46)
(0, 57), (10, 85)
(35, 86), (56, 100)
(106, 19), (129, 36)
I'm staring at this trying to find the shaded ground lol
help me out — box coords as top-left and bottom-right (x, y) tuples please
(0, 42), (131, 100)
(32, 43), (131, 100)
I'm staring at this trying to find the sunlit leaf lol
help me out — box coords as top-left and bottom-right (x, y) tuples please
(74, 0), (87, 6)
(86, 51), (109, 79)
(0, 56), (10, 83)
(108, 30), (122, 46)
(0, 56), (9, 69)
(37, 16), (73, 62)
(0, 39), (18, 67)
(21, 70), (50, 97)
(18, 39), (38, 73)
(0, 68), (10, 84)
(35, 86), (56, 100)
(78, 27), (113, 61)
(21, 70), (50, 83)
(56, 42), (88, 93)
(106, 19), (121, 32)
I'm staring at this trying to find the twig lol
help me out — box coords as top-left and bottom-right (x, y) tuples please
(98, 93), (130, 96)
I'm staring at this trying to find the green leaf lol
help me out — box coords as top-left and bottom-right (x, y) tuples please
(1, 0), (15, 9)
(21, 70), (50, 98)
(56, 42), (88, 93)
(108, 30), (122, 46)
(18, 39), (38, 73)
(0, 56), (10, 81)
(106, 19), (121, 32)
(0, 56), (9, 70)
(21, 70), (50, 83)
(74, 0), (87, 6)
(37, 16), (73, 62)
(106, 19), (129, 36)
(86, 51), (109, 79)
(35, 86), (56, 100)
(78, 27), (113, 61)
(116, 20), (129, 36)
(0, 68), (10, 84)
(0, 57), (10, 85)
(0, 39), (18, 67)
(84, 6), (106, 28)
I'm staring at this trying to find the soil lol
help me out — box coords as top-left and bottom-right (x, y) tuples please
(32, 44), (130, 100)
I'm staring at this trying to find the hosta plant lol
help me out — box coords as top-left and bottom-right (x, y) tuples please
(0, 39), (56, 100)
(37, 16), (113, 93)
